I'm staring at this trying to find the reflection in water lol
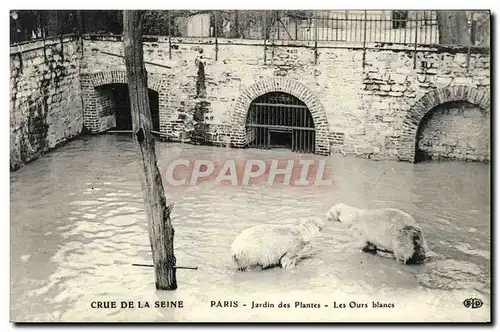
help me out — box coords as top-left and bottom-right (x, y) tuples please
(10, 135), (490, 322)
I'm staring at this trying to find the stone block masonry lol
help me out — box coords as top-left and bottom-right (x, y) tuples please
(361, 47), (490, 162)
(417, 101), (489, 162)
(80, 69), (167, 133)
(10, 36), (84, 171)
(79, 36), (490, 162)
(10, 34), (491, 169)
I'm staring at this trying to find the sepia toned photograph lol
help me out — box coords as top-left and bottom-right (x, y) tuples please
(9, 8), (491, 323)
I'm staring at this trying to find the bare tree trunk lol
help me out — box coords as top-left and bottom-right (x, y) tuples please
(229, 10), (240, 38)
(44, 11), (60, 37)
(437, 11), (470, 46)
(122, 10), (177, 290)
(262, 10), (277, 40)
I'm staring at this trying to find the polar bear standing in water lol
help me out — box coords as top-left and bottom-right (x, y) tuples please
(327, 203), (428, 264)
(231, 217), (325, 271)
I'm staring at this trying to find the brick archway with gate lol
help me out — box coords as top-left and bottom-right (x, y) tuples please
(398, 85), (490, 162)
(80, 70), (167, 133)
(230, 77), (330, 155)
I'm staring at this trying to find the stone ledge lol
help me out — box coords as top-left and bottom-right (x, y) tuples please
(10, 34), (78, 55)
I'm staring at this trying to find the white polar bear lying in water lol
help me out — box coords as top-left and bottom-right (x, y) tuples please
(231, 218), (325, 271)
(327, 203), (428, 264)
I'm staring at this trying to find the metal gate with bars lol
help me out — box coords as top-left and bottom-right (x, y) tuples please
(245, 92), (316, 153)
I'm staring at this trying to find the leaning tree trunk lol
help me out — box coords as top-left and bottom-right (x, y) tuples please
(123, 10), (177, 290)
(437, 11), (471, 46)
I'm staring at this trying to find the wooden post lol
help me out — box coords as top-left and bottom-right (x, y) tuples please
(122, 10), (177, 290)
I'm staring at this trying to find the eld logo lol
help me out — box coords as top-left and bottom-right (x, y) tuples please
(463, 298), (483, 309)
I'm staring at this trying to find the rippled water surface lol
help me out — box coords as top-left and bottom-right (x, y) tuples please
(10, 135), (491, 322)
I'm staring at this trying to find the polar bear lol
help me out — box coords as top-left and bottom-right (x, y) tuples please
(230, 217), (325, 271)
(326, 203), (428, 264)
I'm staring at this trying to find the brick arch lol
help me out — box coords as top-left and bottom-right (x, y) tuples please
(231, 77), (330, 155)
(85, 70), (163, 92)
(81, 70), (167, 133)
(399, 85), (490, 162)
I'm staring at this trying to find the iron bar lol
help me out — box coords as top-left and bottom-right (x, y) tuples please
(246, 92), (316, 152)
(168, 11), (172, 59)
(403, 12), (406, 44)
(362, 10), (367, 68)
(378, 12), (382, 42)
(301, 127), (305, 153)
(466, 41), (471, 73)
(252, 102), (308, 109)
(413, 12), (419, 69)
(305, 121), (309, 152)
(422, 11), (426, 44)
(263, 38), (267, 64)
(12, 10), (481, 48)
(367, 13), (371, 42)
(335, 12), (339, 41)
(386, 12), (389, 43)
(214, 10), (218, 61)
(354, 14), (358, 41)
(349, 11), (353, 41)
(271, 15), (275, 64)
(325, 11), (329, 41)
(267, 100), (271, 130)
(263, 11), (267, 64)
(431, 11), (435, 44)
(277, 10), (280, 40)
(295, 15), (298, 40)
(314, 10), (318, 64)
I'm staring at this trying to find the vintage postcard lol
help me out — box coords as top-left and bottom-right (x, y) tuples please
(9, 9), (491, 323)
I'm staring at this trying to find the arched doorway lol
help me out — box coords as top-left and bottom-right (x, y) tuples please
(245, 92), (316, 153)
(398, 86), (490, 163)
(95, 83), (160, 131)
(415, 101), (490, 163)
(231, 77), (330, 155)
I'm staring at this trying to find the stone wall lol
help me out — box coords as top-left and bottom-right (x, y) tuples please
(95, 85), (117, 131)
(10, 36), (84, 171)
(417, 101), (490, 162)
(361, 46), (490, 161)
(78, 36), (491, 162)
(79, 68), (168, 133)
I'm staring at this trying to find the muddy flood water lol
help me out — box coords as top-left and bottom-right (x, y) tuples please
(10, 135), (491, 322)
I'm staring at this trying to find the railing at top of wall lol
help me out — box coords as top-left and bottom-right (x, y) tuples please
(10, 10), (490, 46)
(10, 33), (78, 55)
(10, 10), (490, 73)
